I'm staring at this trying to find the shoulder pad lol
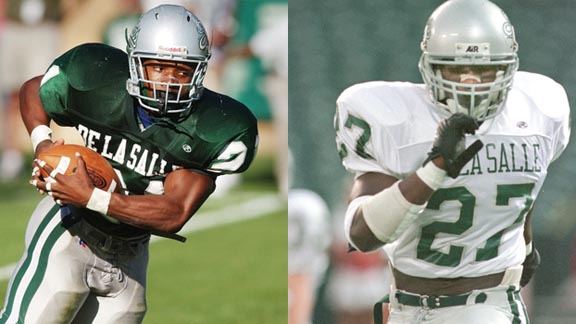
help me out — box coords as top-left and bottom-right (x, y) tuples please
(194, 89), (258, 143)
(337, 81), (427, 127)
(512, 71), (569, 120)
(335, 81), (436, 177)
(56, 43), (129, 91)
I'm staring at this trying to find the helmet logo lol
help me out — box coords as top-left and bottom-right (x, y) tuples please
(466, 46), (479, 53)
(198, 34), (208, 51)
(455, 43), (490, 56)
(503, 22), (514, 38)
(182, 144), (192, 153)
(128, 24), (141, 51)
(502, 22), (518, 51)
(158, 45), (188, 56)
(191, 17), (209, 50)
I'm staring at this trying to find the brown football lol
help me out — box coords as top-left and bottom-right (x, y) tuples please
(37, 144), (121, 193)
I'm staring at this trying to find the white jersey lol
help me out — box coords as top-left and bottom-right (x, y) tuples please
(335, 71), (570, 278)
(288, 189), (331, 281)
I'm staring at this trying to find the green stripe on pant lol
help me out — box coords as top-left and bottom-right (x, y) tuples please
(0, 204), (61, 323)
(20, 217), (68, 320)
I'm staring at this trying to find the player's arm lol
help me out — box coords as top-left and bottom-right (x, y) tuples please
(520, 208), (540, 287)
(37, 155), (215, 233)
(347, 162), (441, 252)
(523, 208), (534, 247)
(346, 113), (483, 252)
(106, 169), (215, 232)
(19, 75), (59, 157)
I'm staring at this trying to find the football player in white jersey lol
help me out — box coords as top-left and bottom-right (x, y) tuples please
(288, 188), (331, 324)
(334, 0), (570, 323)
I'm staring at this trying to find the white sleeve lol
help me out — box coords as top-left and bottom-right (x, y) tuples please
(550, 86), (571, 162)
(335, 92), (395, 176)
(288, 190), (331, 275)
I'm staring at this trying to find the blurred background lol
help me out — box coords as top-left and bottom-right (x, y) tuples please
(0, 0), (288, 323)
(290, 0), (576, 323)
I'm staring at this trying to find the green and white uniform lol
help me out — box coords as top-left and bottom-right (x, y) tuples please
(288, 189), (331, 299)
(335, 71), (570, 323)
(0, 43), (258, 324)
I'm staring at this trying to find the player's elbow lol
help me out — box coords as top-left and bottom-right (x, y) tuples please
(349, 213), (385, 252)
(349, 227), (384, 253)
(163, 211), (191, 233)
(149, 203), (190, 233)
(345, 198), (385, 253)
(162, 222), (183, 233)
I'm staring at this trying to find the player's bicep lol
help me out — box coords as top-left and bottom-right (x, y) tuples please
(164, 169), (215, 217)
(350, 172), (398, 199)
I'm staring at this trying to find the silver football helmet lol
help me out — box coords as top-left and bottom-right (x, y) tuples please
(419, 0), (519, 121)
(126, 5), (211, 115)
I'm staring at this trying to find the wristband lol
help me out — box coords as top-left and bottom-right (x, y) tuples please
(416, 161), (447, 190)
(86, 188), (112, 215)
(30, 125), (52, 152)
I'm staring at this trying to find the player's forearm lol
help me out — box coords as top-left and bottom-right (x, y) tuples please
(106, 193), (210, 233)
(348, 162), (443, 251)
(350, 176), (433, 250)
(523, 208), (534, 244)
(398, 171), (437, 204)
(74, 168), (215, 233)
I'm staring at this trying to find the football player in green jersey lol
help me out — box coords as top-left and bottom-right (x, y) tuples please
(0, 5), (258, 324)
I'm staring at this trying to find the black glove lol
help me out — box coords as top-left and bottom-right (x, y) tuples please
(520, 246), (541, 287)
(424, 113), (484, 178)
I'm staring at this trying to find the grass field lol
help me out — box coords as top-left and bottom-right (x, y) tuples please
(0, 155), (287, 324)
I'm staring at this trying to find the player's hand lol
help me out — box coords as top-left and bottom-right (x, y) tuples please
(520, 246), (541, 287)
(33, 138), (65, 159)
(30, 139), (65, 195)
(424, 113), (484, 178)
(31, 153), (95, 206)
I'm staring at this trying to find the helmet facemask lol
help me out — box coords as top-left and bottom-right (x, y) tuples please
(419, 56), (518, 121)
(127, 54), (208, 115)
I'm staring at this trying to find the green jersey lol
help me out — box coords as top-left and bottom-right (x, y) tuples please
(39, 43), (258, 236)
(40, 43), (258, 195)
